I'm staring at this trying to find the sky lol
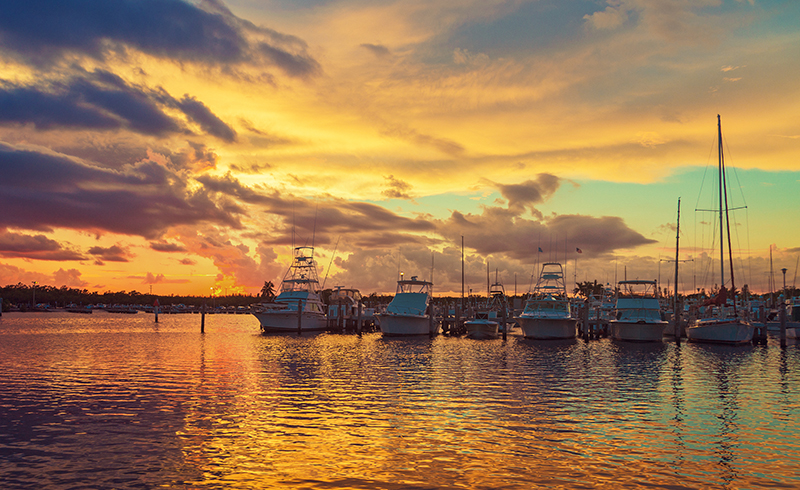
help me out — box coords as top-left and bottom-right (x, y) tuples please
(1, 0), (799, 299)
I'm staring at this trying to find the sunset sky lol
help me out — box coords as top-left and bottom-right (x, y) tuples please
(1, 0), (798, 299)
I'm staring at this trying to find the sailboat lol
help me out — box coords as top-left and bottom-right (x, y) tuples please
(686, 115), (754, 344)
(252, 246), (328, 333)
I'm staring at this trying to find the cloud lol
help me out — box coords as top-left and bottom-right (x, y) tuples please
(52, 268), (89, 288)
(494, 174), (560, 215)
(140, 272), (189, 284)
(0, 142), (244, 239)
(0, 229), (85, 261)
(87, 245), (131, 262)
(176, 95), (237, 142)
(0, 70), (236, 140)
(360, 43), (391, 58)
(382, 174), (414, 199)
(0, 0), (320, 78)
(150, 241), (188, 252)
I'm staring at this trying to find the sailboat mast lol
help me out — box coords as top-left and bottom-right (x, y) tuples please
(720, 115), (738, 314)
(717, 114), (725, 292)
(674, 198), (681, 341)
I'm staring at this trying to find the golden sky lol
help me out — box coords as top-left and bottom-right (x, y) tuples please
(1, 0), (798, 298)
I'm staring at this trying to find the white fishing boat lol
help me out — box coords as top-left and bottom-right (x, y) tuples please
(252, 246), (327, 333)
(464, 311), (500, 339)
(516, 262), (577, 339)
(464, 280), (510, 339)
(686, 115), (753, 344)
(609, 280), (667, 342)
(378, 276), (436, 336)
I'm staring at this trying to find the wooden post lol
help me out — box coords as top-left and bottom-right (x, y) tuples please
(201, 302), (206, 333)
(501, 303), (507, 340)
(780, 301), (787, 349)
(154, 304), (159, 323)
(297, 299), (303, 335)
(583, 302), (590, 340)
(455, 305), (461, 336)
(357, 299), (363, 335)
(0, 297), (3, 317)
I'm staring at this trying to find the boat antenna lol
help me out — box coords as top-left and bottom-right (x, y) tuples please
(322, 236), (340, 289)
(461, 236), (465, 310)
(311, 203), (318, 248)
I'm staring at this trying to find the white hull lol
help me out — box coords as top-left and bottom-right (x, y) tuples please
(379, 314), (436, 336)
(253, 311), (327, 332)
(465, 319), (499, 339)
(687, 319), (754, 344)
(611, 321), (666, 342)
(517, 316), (576, 339)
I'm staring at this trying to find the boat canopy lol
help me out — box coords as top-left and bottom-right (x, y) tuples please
(387, 292), (429, 316)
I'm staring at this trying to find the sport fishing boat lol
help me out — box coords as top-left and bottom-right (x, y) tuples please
(377, 275), (436, 336)
(516, 262), (577, 339)
(252, 246), (327, 333)
(609, 280), (667, 342)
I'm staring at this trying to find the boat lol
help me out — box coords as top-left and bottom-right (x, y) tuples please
(515, 262), (577, 339)
(464, 280), (510, 339)
(609, 280), (667, 342)
(377, 275), (437, 336)
(686, 115), (754, 344)
(252, 246), (327, 333)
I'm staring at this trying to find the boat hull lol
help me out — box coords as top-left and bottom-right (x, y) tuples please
(517, 316), (576, 339)
(379, 314), (436, 336)
(687, 319), (754, 344)
(610, 321), (666, 342)
(252, 311), (327, 333)
(465, 319), (499, 339)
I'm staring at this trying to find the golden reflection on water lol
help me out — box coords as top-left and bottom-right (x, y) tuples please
(1, 311), (799, 488)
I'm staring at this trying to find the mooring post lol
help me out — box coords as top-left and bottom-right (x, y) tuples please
(154, 302), (159, 323)
(583, 302), (590, 340)
(297, 299), (303, 335)
(501, 303), (507, 341)
(780, 301), (787, 349)
(357, 299), (363, 335)
(455, 305), (461, 336)
(0, 297), (3, 317)
(201, 302), (206, 333)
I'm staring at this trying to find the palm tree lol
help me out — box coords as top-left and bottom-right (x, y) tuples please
(260, 281), (276, 301)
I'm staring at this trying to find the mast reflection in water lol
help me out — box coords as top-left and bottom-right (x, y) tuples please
(1, 311), (798, 489)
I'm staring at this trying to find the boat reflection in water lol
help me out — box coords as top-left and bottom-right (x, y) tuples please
(0, 313), (798, 488)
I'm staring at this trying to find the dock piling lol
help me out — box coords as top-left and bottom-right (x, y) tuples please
(201, 302), (206, 333)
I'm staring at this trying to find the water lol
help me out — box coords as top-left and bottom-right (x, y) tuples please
(1, 311), (798, 489)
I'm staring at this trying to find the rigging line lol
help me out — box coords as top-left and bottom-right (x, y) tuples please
(321, 236), (340, 290)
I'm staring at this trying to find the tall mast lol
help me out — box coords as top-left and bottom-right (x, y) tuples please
(674, 198), (681, 342)
(717, 114), (725, 292)
(720, 115), (738, 315)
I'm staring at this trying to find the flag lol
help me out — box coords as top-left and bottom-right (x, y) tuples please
(576, 247), (583, 253)
(538, 247), (543, 253)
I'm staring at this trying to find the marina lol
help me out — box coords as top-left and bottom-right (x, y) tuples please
(1, 310), (799, 489)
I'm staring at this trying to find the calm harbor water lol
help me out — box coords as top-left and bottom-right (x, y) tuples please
(1, 311), (798, 489)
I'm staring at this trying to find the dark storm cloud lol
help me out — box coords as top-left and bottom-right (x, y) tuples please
(0, 0), (320, 78)
(0, 142), (243, 239)
(0, 229), (85, 261)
